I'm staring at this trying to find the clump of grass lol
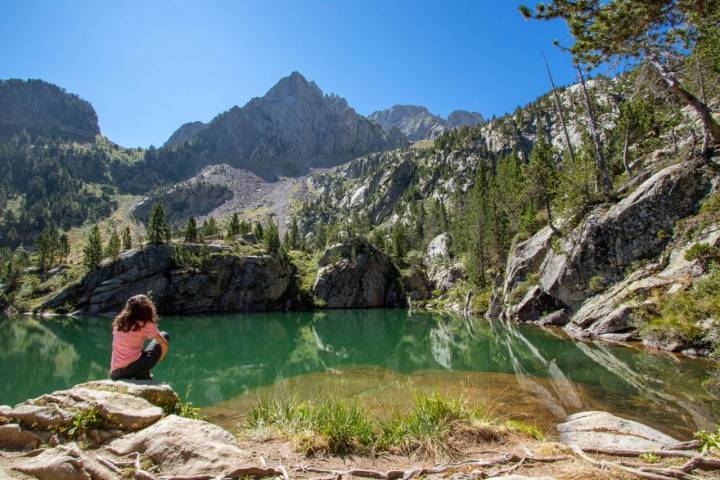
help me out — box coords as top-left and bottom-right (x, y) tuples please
(639, 452), (661, 463)
(245, 393), (545, 461)
(173, 400), (205, 420)
(638, 265), (720, 346)
(247, 397), (375, 455)
(381, 393), (468, 460)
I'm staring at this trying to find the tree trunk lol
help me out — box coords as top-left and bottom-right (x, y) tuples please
(651, 59), (720, 154)
(622, 127), (632, 176)
(575, 63), (613, 197)
(543, 54), (576, 163)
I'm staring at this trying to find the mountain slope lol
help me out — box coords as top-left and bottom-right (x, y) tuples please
(0, 79), (100, 143)
(154, 72), (408, 180)
(369, 105), (485, 141)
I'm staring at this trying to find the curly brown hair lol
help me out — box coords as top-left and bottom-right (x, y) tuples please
(113, 294), (158, 332)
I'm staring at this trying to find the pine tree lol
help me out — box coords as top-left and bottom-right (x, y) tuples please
(58, 233), (69, 262)
(122, 226), (132, 250)
(315, 223), (327, 251)
(287, 219), (300, 250)
(83, 225), (103, 268)
(184, 217), (198, 243)
(35, 227), (53, 273)
(105, 229), (121, 259)
(263, 218), (281, 255)
(525, 137), (560, 232)
(239, 219), (251, 236)
(226, 213), (241, 239)
(147, 203), (171, 245)
(521, 0), (720, 151)
(253, 222), (265, 242)
(390, 222), (408, 259)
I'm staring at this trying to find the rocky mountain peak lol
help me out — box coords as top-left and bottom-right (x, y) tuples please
(263, 71), (323, 102)
(369, 105), (486, 142)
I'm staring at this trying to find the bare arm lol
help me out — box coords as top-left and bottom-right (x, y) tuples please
(153, 334), (169, 361)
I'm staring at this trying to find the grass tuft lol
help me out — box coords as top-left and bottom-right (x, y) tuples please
(245, 392), (544, 461)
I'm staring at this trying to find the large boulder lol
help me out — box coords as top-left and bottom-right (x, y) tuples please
(106, 415), (252, 477)
(566, 225), (720, 340)
(41, 244), (293, 314)
(557, 411), (679, 451)
(313, 239), (403, 308)
(540, 162), (711, 310)
(425, 233), (451, 264)
(0, 383), (166, 434)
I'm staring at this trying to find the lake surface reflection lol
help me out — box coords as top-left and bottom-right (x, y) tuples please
(1, 310), (717, 438)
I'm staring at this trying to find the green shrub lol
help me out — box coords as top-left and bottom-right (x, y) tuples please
(508, 273), (539, 305)
(685, 243), (720, 269)
(695, 425), (720, 452)
(588, 274), (606, 294)
(55, 408), (103, 439)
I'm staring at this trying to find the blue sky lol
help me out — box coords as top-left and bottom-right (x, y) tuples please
(1, 0), (579, 148)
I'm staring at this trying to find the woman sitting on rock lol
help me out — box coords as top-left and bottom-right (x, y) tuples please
(110, 294), (170, 381)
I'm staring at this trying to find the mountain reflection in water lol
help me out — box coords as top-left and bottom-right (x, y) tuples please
(0, 310), (716, 438)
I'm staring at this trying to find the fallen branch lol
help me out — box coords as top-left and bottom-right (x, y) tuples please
(488, 457), (525, 478)
(581, 447), (696, 459)
(297, 454), (570, 480)
(569, 445), (717, 480)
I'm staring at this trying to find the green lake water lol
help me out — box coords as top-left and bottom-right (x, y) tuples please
(0, 309), (717, 439)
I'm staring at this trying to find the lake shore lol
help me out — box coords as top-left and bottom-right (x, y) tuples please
(2, 380), (716, 480)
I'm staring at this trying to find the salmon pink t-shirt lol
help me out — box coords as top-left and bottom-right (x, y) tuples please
(111, 321), (161, 371)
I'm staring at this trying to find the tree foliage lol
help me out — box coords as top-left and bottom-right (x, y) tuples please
(83, 225), (103, 268)
(146, 203), (171, 245)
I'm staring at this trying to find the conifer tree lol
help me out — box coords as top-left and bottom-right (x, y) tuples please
(58, 233), (70, 262)
(122, 226), (132, 250)
(226, 213), (241, 239)
(315, 223), (327, 251)
(287, 219), (300, 250)
(253, 222), (265, 242)
(146, 203), (171, 245)
(263, 218), (281, 255)
(184, 216), (198, 243)
(83, 225), (103, 268)
(525, 137), (560, 232)
(35, 227), (53, 273)
(520, 0), (720, 152)
(105, 229), (121, 259)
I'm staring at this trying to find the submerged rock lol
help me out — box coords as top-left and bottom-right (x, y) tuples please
(557, 411), (679, 451)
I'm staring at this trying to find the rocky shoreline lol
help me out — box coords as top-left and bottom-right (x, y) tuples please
(1, 381), (715, 480)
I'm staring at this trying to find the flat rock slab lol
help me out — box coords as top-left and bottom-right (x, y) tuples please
(106, 414), (252, 477)
(1, 386), (164, 433)
(557, 411), (679, 451)
(78, 380), (177, 411)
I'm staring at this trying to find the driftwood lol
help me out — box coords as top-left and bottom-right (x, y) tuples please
(297, 453), (570, 480)
(570, 444), (720, 480)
